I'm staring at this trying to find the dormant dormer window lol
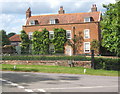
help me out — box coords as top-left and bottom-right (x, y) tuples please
(29, 20), (35, 25)
(50, 19), (58, 24)
(66, 30), (72, 39)
(49, 31), (54, 39)
(84, 17), (91, 22)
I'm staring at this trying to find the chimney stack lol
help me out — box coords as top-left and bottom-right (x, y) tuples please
(58, 6), (65, 14)
(91, 4), (97, 12)
(26, 7), (31, 19)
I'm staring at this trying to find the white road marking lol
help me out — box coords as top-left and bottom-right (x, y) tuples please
(1, 78), (34, 92)
(36, 85), (118, 90)
(25, 89), (34, 92)
(18, 86), (25, 89)
(37, 89), (46, 92)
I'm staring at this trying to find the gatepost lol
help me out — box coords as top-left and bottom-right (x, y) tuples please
(91, 50), (95, 69)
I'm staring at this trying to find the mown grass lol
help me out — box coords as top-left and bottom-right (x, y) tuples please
(1, 64), (118, 76)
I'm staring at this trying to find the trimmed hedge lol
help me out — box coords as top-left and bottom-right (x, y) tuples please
(94, 58), (120, 71)
(2, 55), (91, 61)
(2, 55), (119, 71)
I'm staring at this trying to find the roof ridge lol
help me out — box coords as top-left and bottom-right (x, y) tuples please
(31, 11), (100, 17)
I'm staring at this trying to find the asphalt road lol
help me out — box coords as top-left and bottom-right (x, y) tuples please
(1, 71), (118, 93)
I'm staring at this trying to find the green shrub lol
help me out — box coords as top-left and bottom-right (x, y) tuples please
(2, 55), (91, 61)
(94, 58), (120, 71)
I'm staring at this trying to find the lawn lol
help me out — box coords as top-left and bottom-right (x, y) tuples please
(1, 64), (118, 76)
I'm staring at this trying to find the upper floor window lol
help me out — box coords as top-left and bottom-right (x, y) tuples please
(66, 30), (72, 39)
(50, 19), (59, 24)
(49, 31), (54, 39)
(29, 20), (35, 25)
(28, 32), (33, 40)
(84, 29), (90, 39)
(84, 42), (90, 53)
(84, 17), (91, 22)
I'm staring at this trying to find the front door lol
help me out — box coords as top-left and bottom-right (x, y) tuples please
(65, 45), (73, 56)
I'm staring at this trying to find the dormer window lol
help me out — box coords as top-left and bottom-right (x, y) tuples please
(84, 17), (91, 22)
(50, 19), (59, 24)
(84, 17), (93, 22)
(29, 20), (38, 25)
(29, 20), (35, 25)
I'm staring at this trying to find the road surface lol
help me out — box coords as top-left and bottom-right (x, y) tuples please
(1, 71), (118, 93)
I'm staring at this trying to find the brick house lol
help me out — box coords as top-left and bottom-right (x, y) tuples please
(23, 5), (101, 55)
(9, 34), (21, 46)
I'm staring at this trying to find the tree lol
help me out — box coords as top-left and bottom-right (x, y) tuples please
(20, 30), (30, 54)
(7, 32), (16, 38)
(0, 30), (10, 46)
(91, 39), (100, 54)
(101, 1), (120, 56)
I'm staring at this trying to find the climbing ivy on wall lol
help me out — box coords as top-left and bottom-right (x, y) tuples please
(32, 28), (49, 54)
(52, 28), (67, 53)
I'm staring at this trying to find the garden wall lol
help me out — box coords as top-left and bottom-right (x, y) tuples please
(1, 60), (91, 68)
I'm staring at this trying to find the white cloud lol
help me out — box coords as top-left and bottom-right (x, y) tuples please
(0, 14), (25, 34)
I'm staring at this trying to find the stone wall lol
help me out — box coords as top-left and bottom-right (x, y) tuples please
(1, 60), (91, 68)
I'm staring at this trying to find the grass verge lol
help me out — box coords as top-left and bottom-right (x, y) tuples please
(2, 64), (118, 76)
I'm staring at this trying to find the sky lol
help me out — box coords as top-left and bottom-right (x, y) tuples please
(0, 0), (116, 34)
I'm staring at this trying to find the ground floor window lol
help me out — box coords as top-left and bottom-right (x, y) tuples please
(84, 42), (90, 53)
(49, 44), (55, 53)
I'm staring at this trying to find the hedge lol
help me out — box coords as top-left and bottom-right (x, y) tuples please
(2, 55), (119, 71)
(94, 58), (120, 71)
(2, 55), (91, 61)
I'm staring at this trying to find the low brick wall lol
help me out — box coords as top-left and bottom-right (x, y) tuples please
(1, 60), (91, 68)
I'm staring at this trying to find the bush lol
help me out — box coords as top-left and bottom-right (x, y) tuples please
(94, 58), (120, 71)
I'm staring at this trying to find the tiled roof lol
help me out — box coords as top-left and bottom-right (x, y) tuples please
(9, 34), (21, 42)
(26, 11), (101, 25)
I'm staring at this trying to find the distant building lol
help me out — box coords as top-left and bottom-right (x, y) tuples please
(9, 34), (21, 46)
(23, 5), (101, 55)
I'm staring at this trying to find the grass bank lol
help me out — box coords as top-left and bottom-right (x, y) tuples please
(2, 64), (118, 76)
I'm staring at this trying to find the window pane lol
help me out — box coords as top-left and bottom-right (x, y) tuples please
(66, 30), (71, 39)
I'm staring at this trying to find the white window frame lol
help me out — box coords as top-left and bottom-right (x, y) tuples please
(66, 30), (72, 39)
(49, 31), (54, 39)
(84, 29), (90, 39)
(49, 44), (55, 53)
(28, 32), (33, 40)
(84, 42), (90, 53)
(50, 19), (56, 24)
(29, 20), (35, 25)
(84, 17), (90, 22)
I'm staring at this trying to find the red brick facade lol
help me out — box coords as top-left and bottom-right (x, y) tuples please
(23, 5), (101, 55)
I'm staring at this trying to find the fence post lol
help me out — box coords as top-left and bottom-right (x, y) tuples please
(91, 50), (95, 69)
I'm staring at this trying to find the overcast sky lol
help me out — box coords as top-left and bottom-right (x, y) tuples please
(0, 0), (116, 34)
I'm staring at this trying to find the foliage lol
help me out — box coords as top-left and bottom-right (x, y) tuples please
(2, 55), (90, 61)
(20, 30), (30, 54)
(32, 28), (49, 54)
(0, 30), (10, 46)
(94, 57), (120, 71)
(101, 1), (120, 56)
(53, 28), (67, 53)
(7, 32), (16, 38)
(73, 32), (83, 54)
(91, 39), (100, 54)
